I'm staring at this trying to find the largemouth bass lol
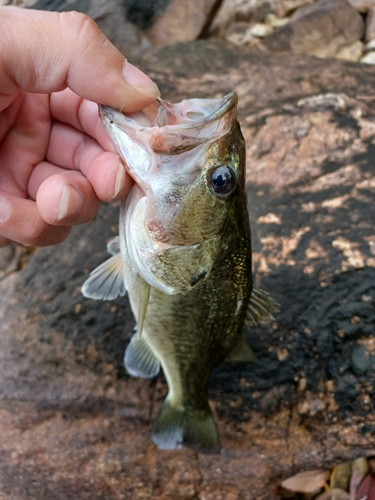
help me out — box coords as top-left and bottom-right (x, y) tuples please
(82, 92), (277, 453)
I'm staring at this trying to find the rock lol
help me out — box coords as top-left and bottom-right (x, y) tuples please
(347, 0), (375, 12)
(364, 38), (375, 52)
(206, 0), (238, 37)
(336, 40), (364, 61)
(145, 0), (222, 47)
(1, 40), (375, 499)
(209, 0), (274, 37)
(365, 7), (375, 42)
(261, 0), (364, 58)
(225, 22), (256, 46)
(249, 22), (273, 37)
(236, 0), (274, 22)
(360, 51), (375, 63)
(264, 12), (290, 28)
(275, 0), (316, 17)
(351, 345), (370, 375)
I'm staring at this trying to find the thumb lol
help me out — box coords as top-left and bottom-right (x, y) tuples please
(0, 7), (160, 112)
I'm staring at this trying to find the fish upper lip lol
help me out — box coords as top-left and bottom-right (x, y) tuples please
(99, 92), (238, 132)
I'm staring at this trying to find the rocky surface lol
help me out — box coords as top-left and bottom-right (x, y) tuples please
(5, 0), (375, 64)
(212, 0), (375, 64)
(260, 0), (364, 57)
(1, 40), (375, 499)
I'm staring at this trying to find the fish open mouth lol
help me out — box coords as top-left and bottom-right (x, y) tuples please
(124, 92), (238, 129)
(99, 92), (238, 156)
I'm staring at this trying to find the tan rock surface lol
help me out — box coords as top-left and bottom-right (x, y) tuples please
(365, 7), (375, 42)
(261, 0), (364, 58)
(145, 0), (222, 47)
(1, 41), (375, 499)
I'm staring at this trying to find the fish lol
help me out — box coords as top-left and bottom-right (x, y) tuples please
(82, 92), (278, 453)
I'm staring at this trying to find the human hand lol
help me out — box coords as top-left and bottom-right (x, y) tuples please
(0, 6), (160, 247)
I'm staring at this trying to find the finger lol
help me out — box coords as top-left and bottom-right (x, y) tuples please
(46, 121), (133, 200)
(0, 93), (50, 196)
(0, 191), (71, 247)
(29, 154), (132, 203)
(35, 171), (101, 225)
(0, 235), (10, 247)
(50, 90), (112, 150)
(0, 7), (160, 111)
(27, 119), (132, 200)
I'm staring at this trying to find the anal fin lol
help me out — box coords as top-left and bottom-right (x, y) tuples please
(224, 334), (256, 363)
(82, 253), (126, 301)
(124, 334), (160, 378)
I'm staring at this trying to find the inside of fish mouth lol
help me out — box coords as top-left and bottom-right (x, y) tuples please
(125, 99), (220, 128)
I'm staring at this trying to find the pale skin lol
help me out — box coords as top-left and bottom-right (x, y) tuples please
(0, 6), (160, 247)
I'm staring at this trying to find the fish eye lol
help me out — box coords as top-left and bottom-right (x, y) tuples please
(210, 165), (237, 197)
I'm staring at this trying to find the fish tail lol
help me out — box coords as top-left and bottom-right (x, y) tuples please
(152, 399), (220, 454)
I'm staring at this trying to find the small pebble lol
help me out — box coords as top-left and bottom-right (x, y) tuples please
(249, 23), (273, 38)
(264, 13), (290, 28)
(360, 51), (375, 64)
(365, 38), (375, 52)
(351, 345), (370, 375)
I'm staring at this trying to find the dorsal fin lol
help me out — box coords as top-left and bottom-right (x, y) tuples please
(245, 286), (279, 327)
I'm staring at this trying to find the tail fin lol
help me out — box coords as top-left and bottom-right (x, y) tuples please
(152, 399), (220, 454)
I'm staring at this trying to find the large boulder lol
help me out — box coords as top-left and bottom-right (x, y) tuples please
(261, 0), (364, 58)
(0, 40), (375, 499)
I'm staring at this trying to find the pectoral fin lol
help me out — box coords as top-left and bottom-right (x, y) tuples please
(124, 334), (160, 378)
(245, 286), (279, 327)
(81, 253), (126, 300)
(224, 334), (256, 363)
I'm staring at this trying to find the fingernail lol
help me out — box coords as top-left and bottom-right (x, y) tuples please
(58, 185), (82, 221)
(123, 61), (160, 99)
(0, 197), (10, 223)
(112, 162), (126, 198)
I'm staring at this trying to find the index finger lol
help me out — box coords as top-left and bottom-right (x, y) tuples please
(50, 89), (114, 151)
(0, 7), (160, 112)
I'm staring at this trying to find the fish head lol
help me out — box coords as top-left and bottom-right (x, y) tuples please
(99, 92), (247, 295)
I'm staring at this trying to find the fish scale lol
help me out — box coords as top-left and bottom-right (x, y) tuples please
(82, 92), (278, 452)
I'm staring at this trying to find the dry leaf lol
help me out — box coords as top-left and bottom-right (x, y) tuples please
(350, 458), (369, 497)
(355, 474), (375, 500)
(315, 488), (350, 500)
(281, 469), (330, 493)
(331, 462), (352, 491)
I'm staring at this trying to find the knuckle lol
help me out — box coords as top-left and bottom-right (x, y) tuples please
(61, 11), (96, 31)
(22, 215), (48, 246)
(61, 11), (104, 48)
